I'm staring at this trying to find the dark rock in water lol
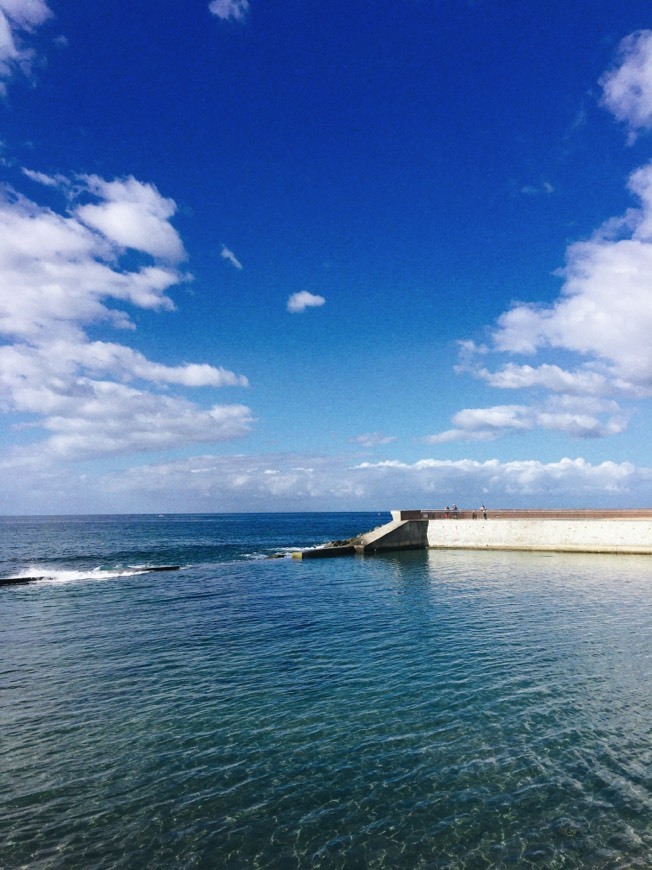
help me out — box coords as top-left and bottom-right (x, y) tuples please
(296, 544), (356, 559)
(144, 565), (181, 572)
(0, 576), (44, 587)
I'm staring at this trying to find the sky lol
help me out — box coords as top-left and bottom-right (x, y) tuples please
(2, 0), (652, 514)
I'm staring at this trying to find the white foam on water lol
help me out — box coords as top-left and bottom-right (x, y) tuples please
(13, 565), (165, 585)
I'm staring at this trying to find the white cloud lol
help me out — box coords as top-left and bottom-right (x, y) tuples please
(352, 456), (648, 504)
(287, 290), (326, 313)
(425, 404), (531, 444)
(208, 0), (249, 23)
(0, 347), (253, 461)
(21, 167), (59, 186)
(0, 183), (183, 341)
(40, 390), (252, 461)
(534, 411), (625, 438)
(75, 175), (186, 263)
(350, 432), (397, 448)
(100, 453), (368, 511)
(0, 0), (52, 94)
(0, 340), (254, 460)
(492, 163), (652, 395)
(425, 398), (627, 443)
(424, 429), (497, 445)
(600, 30), (652, 139)
(453, 404), (533, 432)
(1, 340), (249, 389)
(220, 244), (243, 270)
(474, 363), (610, 396)
(0, 170), (252, 464)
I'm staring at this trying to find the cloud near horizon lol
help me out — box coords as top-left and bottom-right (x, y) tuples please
(0, 170), (252, 463)
(427, 30), (652, 446)
(2, 451), (647, 514)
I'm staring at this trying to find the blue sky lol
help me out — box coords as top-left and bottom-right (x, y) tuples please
(2, 0), (652, 513)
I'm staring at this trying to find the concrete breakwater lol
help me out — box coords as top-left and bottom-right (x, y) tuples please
(294, 510), (652, 558)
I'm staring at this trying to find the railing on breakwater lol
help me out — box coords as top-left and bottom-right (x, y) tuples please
(396, 509), (652, 521)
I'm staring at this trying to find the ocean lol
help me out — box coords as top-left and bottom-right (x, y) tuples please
(2, 512), (652, 869)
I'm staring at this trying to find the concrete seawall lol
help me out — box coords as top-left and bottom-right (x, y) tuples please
(295, 510), (652, 557)
(424, 518), (652, 555)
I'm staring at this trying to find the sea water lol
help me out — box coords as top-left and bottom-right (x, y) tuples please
(2, 513), (652, 868)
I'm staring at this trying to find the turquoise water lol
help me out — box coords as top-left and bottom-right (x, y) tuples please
(2, 513), (652, 868)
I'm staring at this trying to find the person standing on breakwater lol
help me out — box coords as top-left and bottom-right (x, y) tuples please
(481, 504), (487, 519)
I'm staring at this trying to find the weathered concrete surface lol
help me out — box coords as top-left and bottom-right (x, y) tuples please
(355, 520), (428, 554)
(426, 519), (652, 555)
(292, 545), (356, 559)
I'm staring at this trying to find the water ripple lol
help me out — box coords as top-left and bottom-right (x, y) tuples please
(3, 523), (652, 867)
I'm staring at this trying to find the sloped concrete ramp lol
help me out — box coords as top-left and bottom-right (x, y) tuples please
(356, 519), (428, 554)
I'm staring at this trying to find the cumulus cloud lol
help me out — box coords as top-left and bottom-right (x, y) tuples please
(75, 175), (186, 263)
(491, 162), (652, 395)
(0, 174), (186, 340)
(0, 374), (253, 462)
(600, 30), (652, 139)
(0, 0), (52, 94)
(0, 341), (248, 393)
(41, 393), (252, 461)
(208, 0), (249, 23)
(425, 405), (530, 444)
(0, 351), (253, 461)
(75, 343), (249, 387)
(474, 363), (610, 396)
(220, 244), (243, 270)
(425, 398), (627, 443)
(453, 405), (533, 433)
(0, 170), (252, 464)
(287, 290), (326, 313)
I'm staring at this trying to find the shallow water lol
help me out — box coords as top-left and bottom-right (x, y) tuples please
(2, 514), (652, 868)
